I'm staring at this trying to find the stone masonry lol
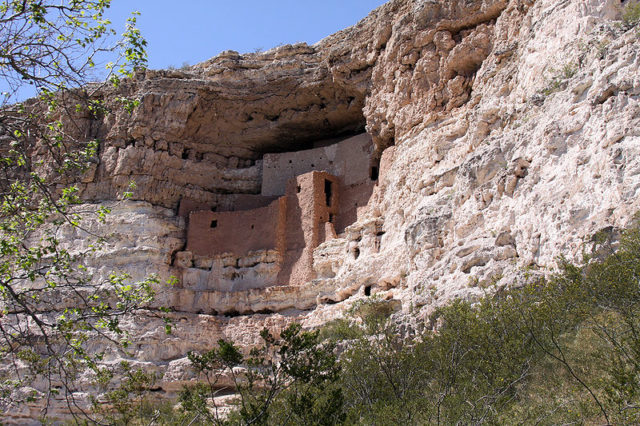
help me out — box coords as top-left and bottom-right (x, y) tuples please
(175, 133), (377, 292)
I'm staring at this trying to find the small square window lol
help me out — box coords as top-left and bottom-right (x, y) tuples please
(210, 220), (218, 228)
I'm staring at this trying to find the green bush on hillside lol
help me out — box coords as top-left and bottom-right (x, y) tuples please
(622, 1), (640, 28)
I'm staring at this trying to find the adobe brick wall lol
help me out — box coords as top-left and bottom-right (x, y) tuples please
(181, 133), (378, 289)
(261, 133), (374, 196)
(178, 198), (212, 219)
(178, 194), (279, 219)
(232, 194), (279, 211)
(335, 180), (375, 235)
(277, 171), (339, 286)
(186, 197), (286, 257)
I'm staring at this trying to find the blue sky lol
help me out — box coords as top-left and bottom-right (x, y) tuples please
(106, 0), (388, 69)
(1, 1), (387, 102)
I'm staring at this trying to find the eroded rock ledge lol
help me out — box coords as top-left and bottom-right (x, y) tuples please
(75, 0), (515, 210)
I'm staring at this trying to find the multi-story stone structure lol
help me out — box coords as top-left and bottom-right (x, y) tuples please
(174, 133), (378, 293)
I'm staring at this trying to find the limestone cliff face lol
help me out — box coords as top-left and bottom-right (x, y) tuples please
(11, 0), (640, 418)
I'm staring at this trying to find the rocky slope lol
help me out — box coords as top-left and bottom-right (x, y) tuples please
(5, 0), (640, 421)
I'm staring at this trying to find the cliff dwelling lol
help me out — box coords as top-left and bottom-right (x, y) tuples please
(174, 133), (377, 292)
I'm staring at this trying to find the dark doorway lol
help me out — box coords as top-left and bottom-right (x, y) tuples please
(324, 179), (333, 206)
(370, 166), (379, 181)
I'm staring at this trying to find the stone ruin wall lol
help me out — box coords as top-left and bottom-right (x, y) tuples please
(262, 133), (377, 234)
(173, 133), (377, 302)
(279, 171), (340, 286)
(261, 133), (375, 195)
(186, 200), (286, 259)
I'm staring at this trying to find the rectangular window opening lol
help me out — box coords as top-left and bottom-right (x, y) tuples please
(324, 179), (333, 207)
(370, 166), (379, 181)
(210, 220), (218, 228)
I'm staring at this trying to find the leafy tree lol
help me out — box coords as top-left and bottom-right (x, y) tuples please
(181, 324), (344, 425)
(0, 0), (158, 421)
(91, 360), (157, 425)
(0, 0), (146, 103)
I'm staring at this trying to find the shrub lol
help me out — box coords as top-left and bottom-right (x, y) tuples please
(339, 220), (640, 424)
(180, 324), (344, 425)
(622, 1), (640, 28)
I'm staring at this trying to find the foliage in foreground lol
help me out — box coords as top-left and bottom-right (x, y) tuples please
(143, 220), (640, 425)
(0, 0), (161, 422)
(622, 0), (640, 29)
(179, 324), (344, 426)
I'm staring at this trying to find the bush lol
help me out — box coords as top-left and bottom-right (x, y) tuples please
(180, 324), (344, 425)
(622, 1), (640, 28)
